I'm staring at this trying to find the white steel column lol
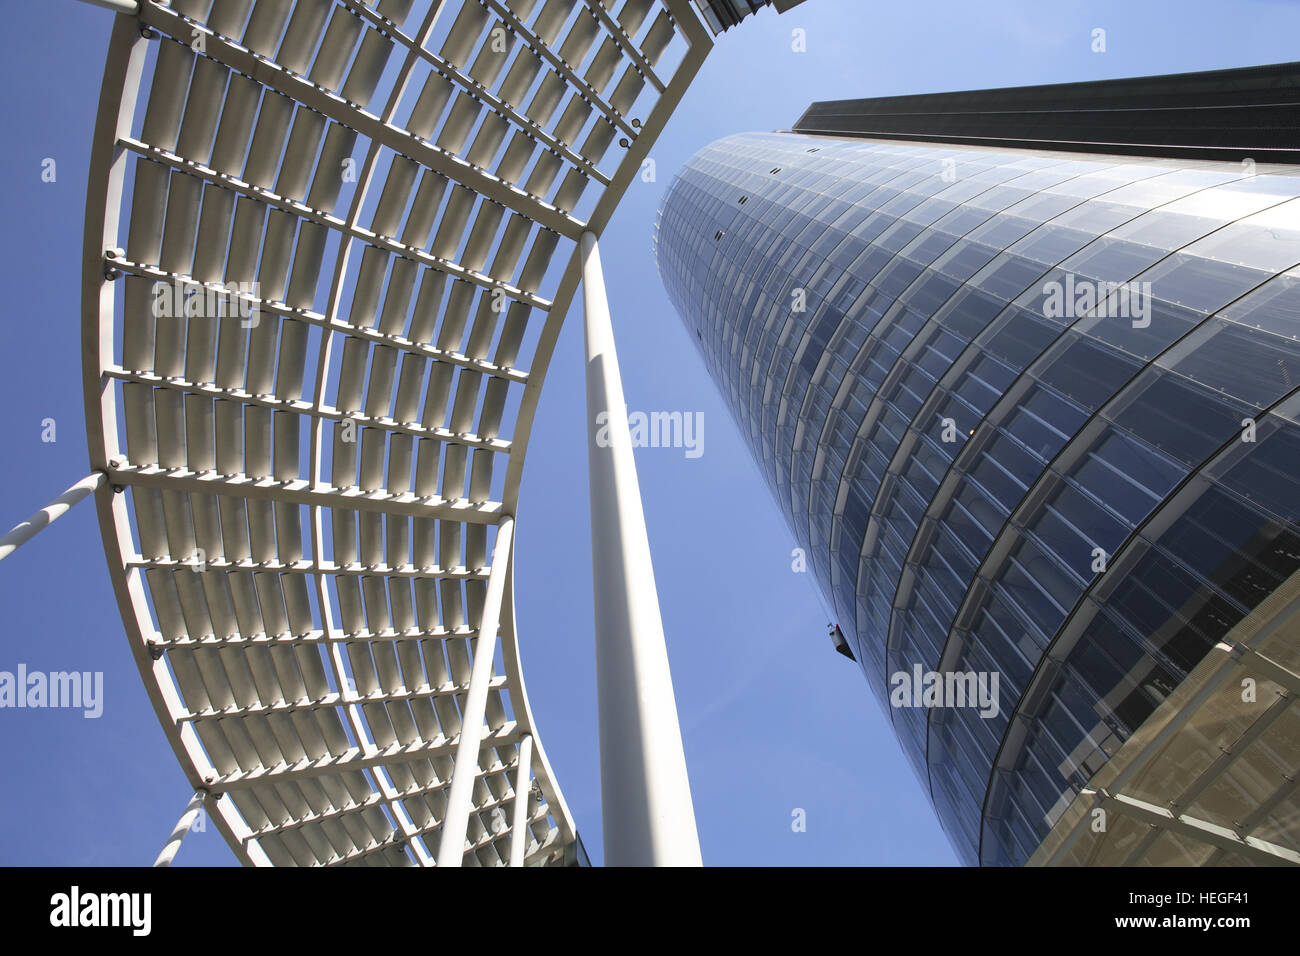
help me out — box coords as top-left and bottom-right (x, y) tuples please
(153, 790), (207, 867)
(436, 515), (516, 866)
(580, 230), (702, 867)
(508, 734), (534, 866)
(0, 472), (107, 564)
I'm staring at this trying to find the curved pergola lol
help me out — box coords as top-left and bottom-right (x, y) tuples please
(74, 0), (715, 867)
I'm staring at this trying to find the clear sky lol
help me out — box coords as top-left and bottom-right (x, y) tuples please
(2, 0), (1299, 867)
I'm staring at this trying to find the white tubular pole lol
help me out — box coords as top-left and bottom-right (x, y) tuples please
(508, 734), (534, 867)
(0, 472), (107, 564)
(71, 0), (141, 13)
(436, 515), (516, 867)
(153, 790), (207, 867)
(580, 231), (702, 867)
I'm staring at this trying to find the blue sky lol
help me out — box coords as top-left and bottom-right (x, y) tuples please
(2, 0), (1299, 867)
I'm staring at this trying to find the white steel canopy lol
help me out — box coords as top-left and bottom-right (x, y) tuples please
(79, 0), (720, 866)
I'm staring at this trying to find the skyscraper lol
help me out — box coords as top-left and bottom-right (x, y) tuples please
(656, 64), (1300, 866)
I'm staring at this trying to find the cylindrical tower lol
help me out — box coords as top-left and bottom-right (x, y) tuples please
(656, 128), (1300, 865)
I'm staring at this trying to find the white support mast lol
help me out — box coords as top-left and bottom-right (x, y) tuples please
(580, 231), (702, 867)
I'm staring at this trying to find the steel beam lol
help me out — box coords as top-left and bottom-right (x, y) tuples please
(0, 473), (106, 563)
(210, 723), (521, 792)
(105, 463), (503, 525)
(436, 515), (516, 865)
(72, 0), (140, 13)
(153, 790), (207, 867)
(509, 734), (534, 866)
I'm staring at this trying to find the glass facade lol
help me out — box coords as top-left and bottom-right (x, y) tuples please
(655, 131), (1300, 865)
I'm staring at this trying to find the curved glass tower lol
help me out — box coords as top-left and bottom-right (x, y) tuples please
(656, 116), (1300, 865)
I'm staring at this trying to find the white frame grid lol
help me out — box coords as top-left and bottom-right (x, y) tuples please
(76, 0), (714, 867)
